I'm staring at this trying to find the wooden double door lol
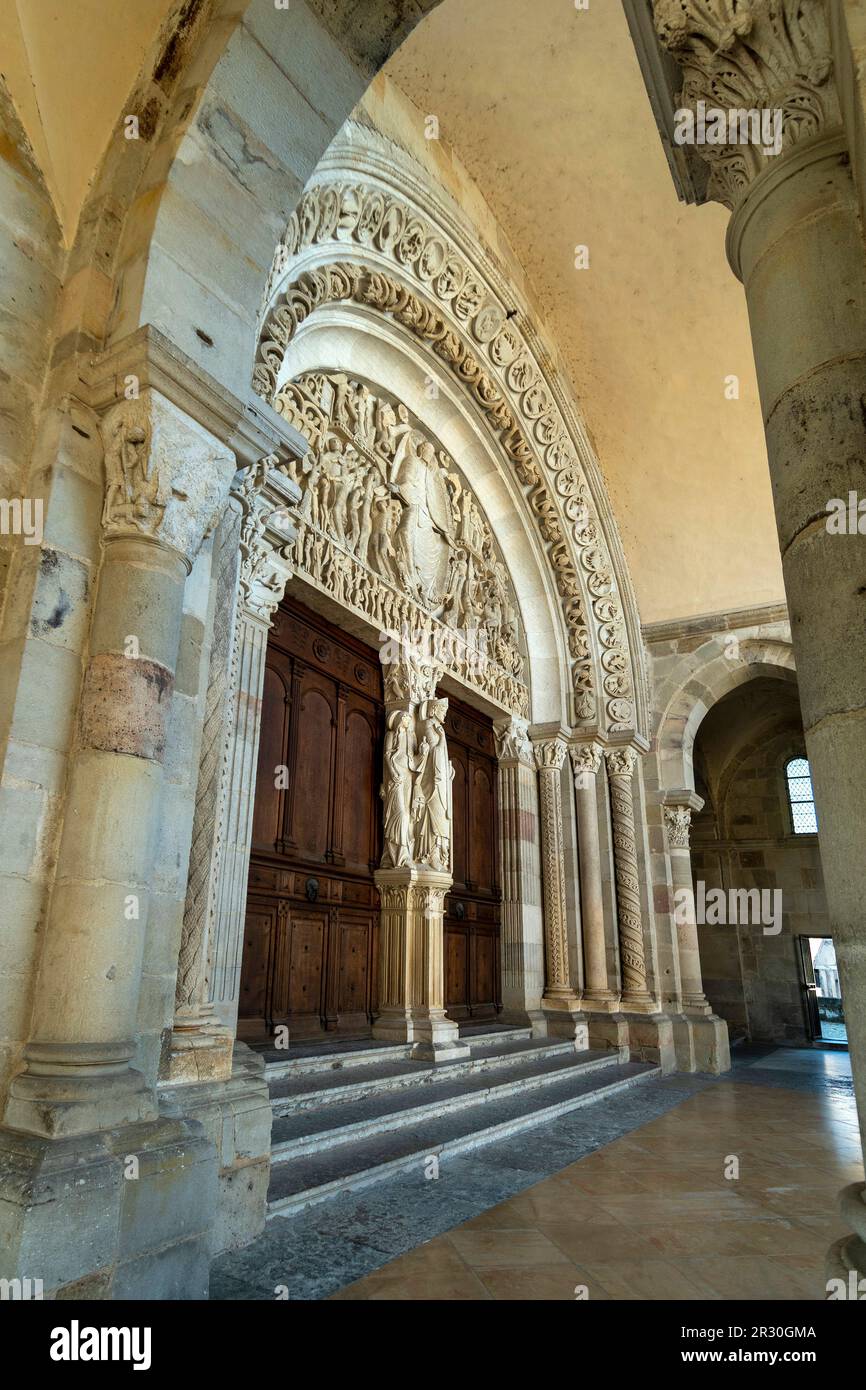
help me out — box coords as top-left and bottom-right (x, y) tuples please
(239, 596), (501, 1040)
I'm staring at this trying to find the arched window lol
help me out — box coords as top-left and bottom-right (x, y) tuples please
(785, 756), (818, 834)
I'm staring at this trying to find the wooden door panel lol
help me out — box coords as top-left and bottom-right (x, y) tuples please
(289, 677), (335, 860)
(450, 745), (468, 890)
(336, 911), (374, 1022)
(238, 900), (277, 1033)
(470, 760), (495, 893)
(445, 925), (469, 1016)
(340, 704), (378, 871)
(473, 928), (498, 1014)
(287, 911), (327, 1022)
(252, 665), (289, 852)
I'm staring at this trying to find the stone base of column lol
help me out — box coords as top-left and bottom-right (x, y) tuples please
(0, 1114), (216, 1298)
(499, 1006), (549, 1037)
(588, 1011), (677, 1071)
(166, 1019), (235, 1085)
(160, 1042), (270, 1256)
(373, 867), (470, 1064)
(541, 996), (589, 1045)
(4, 1048), (157, 1139)
(372, 1006), (470, 1061)
(671, 1012), (731, 1075)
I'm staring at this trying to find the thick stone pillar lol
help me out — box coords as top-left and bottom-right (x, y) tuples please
(532, 731), (585, 1039)
(493, 717), (546, 1033)
(570, 740), (618, 1009)
(0, 387), (234, 1295)
(663, 795), (731, 1075)
(168, 459), (296, 1077)
(372, 642), (468, 1062)
(650, 0), (866, 1280)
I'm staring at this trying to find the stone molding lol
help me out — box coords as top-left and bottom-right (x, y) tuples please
(253, 151), (647, 739)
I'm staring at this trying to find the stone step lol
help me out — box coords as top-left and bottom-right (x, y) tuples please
(262, 1025), (532, 1082)
(266, 1059), (658, 1217)
(267, 1036), (586, 1115)
(270, 1048), (621, 1157)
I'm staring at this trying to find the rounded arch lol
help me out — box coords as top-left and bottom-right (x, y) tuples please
(277, 307), (570, 723)
(656, 635), (798, 795)
(253, 130), (648, 738)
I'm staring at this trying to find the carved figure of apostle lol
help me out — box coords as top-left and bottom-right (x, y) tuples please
(412, 698), (452, 871)
(381, 710), (415, 868)
(368, 495), (399, 583)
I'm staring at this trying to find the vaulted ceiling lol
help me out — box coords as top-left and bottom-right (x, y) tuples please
(1, 0), (785, 626)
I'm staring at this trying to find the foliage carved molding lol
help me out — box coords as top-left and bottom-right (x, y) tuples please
(252, 167), (647, 739)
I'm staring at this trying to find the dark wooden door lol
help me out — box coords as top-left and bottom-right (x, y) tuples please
(239, 597), (383, 1041)
(444, 697), (502, 1021)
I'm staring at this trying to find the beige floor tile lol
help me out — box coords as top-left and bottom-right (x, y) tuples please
(448, 1228), (571, 1269)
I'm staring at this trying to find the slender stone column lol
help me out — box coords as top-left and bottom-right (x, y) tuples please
(662, 798), (710, 1014)
(168, 459), (297, 1078)
(533, 732), (583, 1034)
(570, 740), (618, 1008)
(493, 717), (546, 1031)
(605, 746), (654, 1010)
(3, 390), (235, 1138)
(650, 0), (865, 1278)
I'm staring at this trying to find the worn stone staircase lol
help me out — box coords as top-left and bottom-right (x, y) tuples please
(259, 1025), (660, 1217)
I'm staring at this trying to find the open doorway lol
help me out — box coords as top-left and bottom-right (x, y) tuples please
(798, 936), (847, 1045)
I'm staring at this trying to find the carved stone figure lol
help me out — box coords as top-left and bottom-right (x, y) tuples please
(380, 710), (415, 868)
(412, 697), (453, 871)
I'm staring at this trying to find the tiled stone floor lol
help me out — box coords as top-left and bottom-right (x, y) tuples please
(210, 1045), (862, 1301)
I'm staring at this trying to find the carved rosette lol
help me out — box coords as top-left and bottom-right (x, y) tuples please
(99, 390), (235, 565)
(533, 738), (570, 992)
(604, 746), (651, 1000)
(663, 803), (692, 850)
(253, 168), (643, 736)
(652, 0), (839, 209)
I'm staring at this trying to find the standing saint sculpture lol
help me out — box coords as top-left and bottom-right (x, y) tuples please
(380, 710), (415, 868)
(412, 697), (453, 871)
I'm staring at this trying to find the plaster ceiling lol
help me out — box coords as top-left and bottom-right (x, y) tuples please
(384, 0), (786, 624)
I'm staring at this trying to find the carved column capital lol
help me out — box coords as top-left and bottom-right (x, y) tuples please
(569, 739), (603, 786)
(604, 744), (640, 779)
(651, 0), (839, 208)
(98, 390), (236, 567)
(232, 457), (295, 624)
(379, 630), (443, 708)
(494, 716), (534, 766)
(533, 738), (568, 773)
(663, 803), (693, 850)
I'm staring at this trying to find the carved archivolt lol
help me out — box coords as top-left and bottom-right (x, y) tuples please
(253, 175), (642, 736)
